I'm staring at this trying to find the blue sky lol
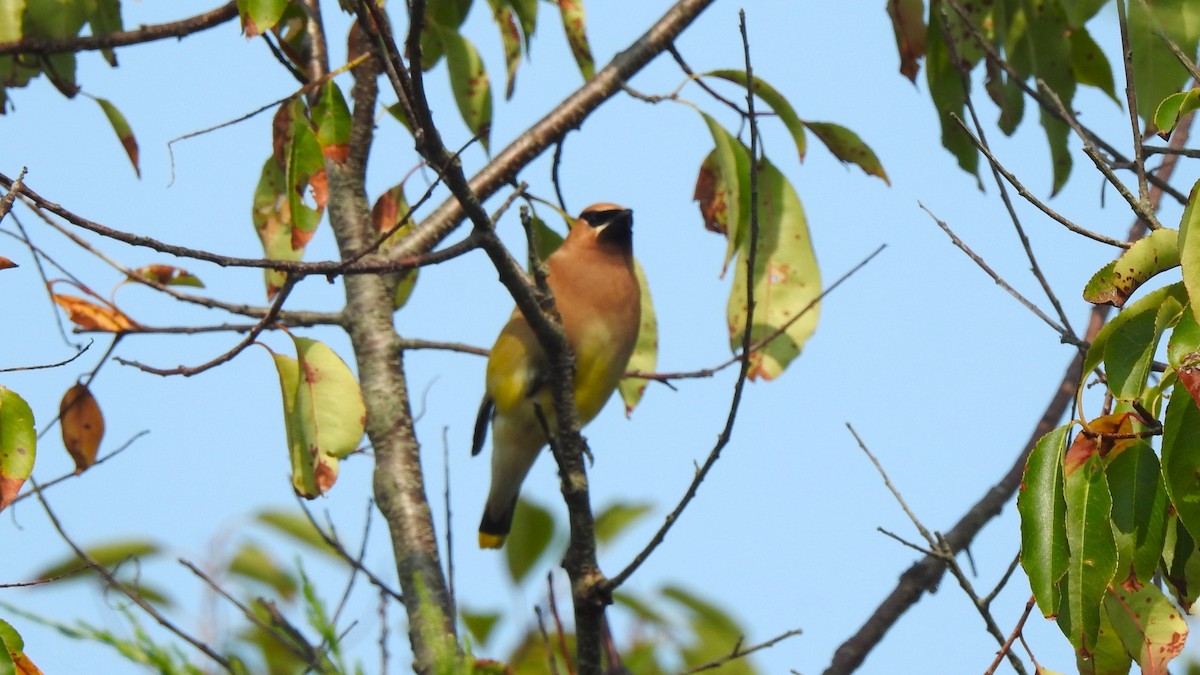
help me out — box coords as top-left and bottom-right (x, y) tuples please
(2, 1), (1188, 673)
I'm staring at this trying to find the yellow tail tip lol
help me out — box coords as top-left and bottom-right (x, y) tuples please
(478, 532), (506, 549)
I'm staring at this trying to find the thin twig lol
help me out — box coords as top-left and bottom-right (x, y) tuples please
(29, 478), (233, 670)
(534, 606), (563, 675)
(983, 597), (1037, 675)
(606, 10), (762, 593)
(547, 573), (576, 675)
(0, 340), (90, 373)
(921, 203), (1082, 348)
(681, 628), (804, 674)
(8, 431), (147, 508)
(848, 425), (1027, 675)
(1116, 0), (1152, 211)
(630, 245), (885, 383)
(179, 558), (321, 667)
(115, 275), (299, 376)
(949, 114), (1129, 249)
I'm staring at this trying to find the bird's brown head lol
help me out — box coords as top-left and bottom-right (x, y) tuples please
(566, 203), (634, 255)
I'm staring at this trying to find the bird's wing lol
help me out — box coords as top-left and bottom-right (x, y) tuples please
(471, 395), (494, 456)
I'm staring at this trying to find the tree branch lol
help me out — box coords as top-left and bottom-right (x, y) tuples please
(0, 2), (239, 56)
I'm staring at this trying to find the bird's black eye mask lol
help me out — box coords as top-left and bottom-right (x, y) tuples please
(581, 209), (630, 228)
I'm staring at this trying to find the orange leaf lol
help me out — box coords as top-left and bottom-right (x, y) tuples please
(0, 256), (16, 270)
(1065, 412), (1141, 475)
(130, 264), (203, 288)
(14, 651), (44, 675)
(0, 475), (22, 512)
(60, 383), (104, 474)
(52, 294), (137, 332)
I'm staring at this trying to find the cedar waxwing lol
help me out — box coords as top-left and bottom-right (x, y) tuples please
(472, 203), (641, 549)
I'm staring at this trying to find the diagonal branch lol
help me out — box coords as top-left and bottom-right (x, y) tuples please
(822, 109), (1196, 675)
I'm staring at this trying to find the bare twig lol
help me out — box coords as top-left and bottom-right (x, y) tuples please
(0, 340), (90, 373)
(949, 114), (1130, 249)
(534, 606), (563, 675)
(921, 204), (1082, 349)
(983, 597), (1037, 675)
(847, 425), (1027, 674)
(681, 628), (804, 674)
(606, 10), (762, 593)
(8, 431), (147, 508)
(115, 275), (299, 376)
(29, 479), (233, 670)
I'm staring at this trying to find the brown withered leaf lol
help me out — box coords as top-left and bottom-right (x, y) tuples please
(52, 294), (137, 332)
(693, 152), (728, 235)
(60, 383), (104, 474)
(0, 256), (16, 270)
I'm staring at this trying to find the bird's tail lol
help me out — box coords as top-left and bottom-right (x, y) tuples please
(478, 496), (518, 549)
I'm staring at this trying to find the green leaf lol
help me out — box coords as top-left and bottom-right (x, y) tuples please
(1059, 454), (1118, 655)
(254, 509), (340, 560)
(529, 212), (565, 263)
(0, 622), (15, 675)
(460, 609), (501, 645)
(1178, 180), (1200, 320)
(34, 540), (160, 581)
(90, 0), (122, 66)
(1078, 605), (1134, 675)
(1162, 514), (1200, 611)
(1069, 27), (1117, 103)
(0, 0), (23, 43)
(618, 260), (657, 416)
(292, 336), (366, 461)
(1105, 442), (1168, 584)
(1021, 0), (1075, 194)
(802, 121), (890, 184)
(1128, 0), (1200, 129)
(0, 386), (36, 512)
(487, 0), (522, 99)
(727, 155), (822, 381)
(1103, 584), (1187, 672)
(696, 115), (753, 272)
(94, 97), (139, 178)
(433, 24), (493, 152)
(22, 0), (86, 97)
(284, 98), (326, 250)
(1162, 384), (1200, 544)
(510, 0), (537, 48)
(237, 0), (288, 37)
(925, 7), (979, 182)
(251, 156), (301, 300)
(228, 543), (298, 600)
(1019, 424), (1071, 618)
(558, 0), (594, 81)
(1083, 228), (1180, 307)
(312, 81), (351, 164)
(701, 70), (807, 163)
(504, 498), (555, 585)
(593, 501), (652, 546)
(887, 0), (926, 82)
(1096, 282), (1185, 401)
(1153, 89), (1200, 138)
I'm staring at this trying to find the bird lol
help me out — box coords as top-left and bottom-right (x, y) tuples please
(472, 203), (641, 549)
